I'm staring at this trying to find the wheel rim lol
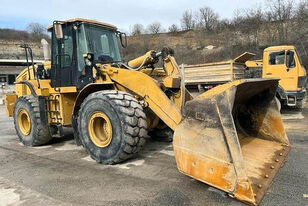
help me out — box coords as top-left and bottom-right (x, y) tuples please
(88, 111), (113, 147)
(17, 109), (31, 135)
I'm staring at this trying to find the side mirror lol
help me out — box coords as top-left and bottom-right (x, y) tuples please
(119, 32), (127, 48)
(54, 23), (63, 39)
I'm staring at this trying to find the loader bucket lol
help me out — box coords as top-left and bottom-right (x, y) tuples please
(173, 78), (290, 205)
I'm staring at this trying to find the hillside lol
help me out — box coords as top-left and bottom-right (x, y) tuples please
(0, 28), (48, 60)
(123, 27), (308, 66)
(123, 30), (255, 65)
(0, 25), (307, 66)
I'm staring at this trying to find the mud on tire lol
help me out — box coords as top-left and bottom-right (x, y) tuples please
(78, 90), (148, 164)
(13, 95), (53, 146)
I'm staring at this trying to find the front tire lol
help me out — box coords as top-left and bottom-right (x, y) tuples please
(78, 90), (148, 164)
(13, 95), (53, 146)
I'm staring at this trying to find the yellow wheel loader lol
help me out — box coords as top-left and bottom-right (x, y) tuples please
(4, 18), (290, 205)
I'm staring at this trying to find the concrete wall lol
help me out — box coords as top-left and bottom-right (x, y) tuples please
(0, 40), (44, 60)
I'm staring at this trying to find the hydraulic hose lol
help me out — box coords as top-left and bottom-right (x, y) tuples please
(120, 54), (152, 71)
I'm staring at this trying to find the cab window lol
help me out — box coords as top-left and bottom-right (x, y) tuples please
(85, 24), (121, 63)
(269, 51), (285, 65)
(286, 50), (296, 68)
(76, 24), (88, 72)
(295, 49), (304, 66)
(52, 25), (73, 68)
(61, 32), (73, 67)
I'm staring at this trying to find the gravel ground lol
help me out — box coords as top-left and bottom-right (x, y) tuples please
(0, 105), (307, 206)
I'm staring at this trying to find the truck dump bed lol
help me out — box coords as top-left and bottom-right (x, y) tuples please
(183, 52), (256, 95)
(184, 61), (245, 85)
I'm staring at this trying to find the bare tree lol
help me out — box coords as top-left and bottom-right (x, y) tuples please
(296, 0), (308, 18)
(147, 22), (163, 34)
(267, 0), (295, 43)
(181, 10), (196, 30)
(268, 0), (294, 21)
(26, 22), (47, 41)
(231, 9), (244, 26)
(168, 24), (179, 33)
(293, 0), (308, 50)
(295, 0), (308, 29)
(242, 7), (264, 46)
(216, 18), (230, 31)
(197, 6), (219, 30)
(27, 23), (45, 35)
(130, 23), (144, 36)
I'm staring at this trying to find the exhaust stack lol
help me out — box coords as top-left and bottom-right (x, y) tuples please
(41, 39), (51, 61)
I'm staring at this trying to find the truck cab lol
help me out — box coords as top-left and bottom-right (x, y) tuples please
(262, 45), (307, 107)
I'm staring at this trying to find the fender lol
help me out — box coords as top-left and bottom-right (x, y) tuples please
(71, 83), (114, 145)
(15, 81), (37, 96)
(72, 83), (114, 117)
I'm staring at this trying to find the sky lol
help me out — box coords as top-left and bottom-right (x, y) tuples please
(0, 0), (297, 33)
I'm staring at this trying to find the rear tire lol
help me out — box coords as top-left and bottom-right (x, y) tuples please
(13, 95), (53, 146)
(78, 90), (148, 164)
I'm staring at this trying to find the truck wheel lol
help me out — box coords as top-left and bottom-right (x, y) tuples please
(294, 99), (305, 110)
(78, 90), (147, 164)
(13, 95), (53, 146)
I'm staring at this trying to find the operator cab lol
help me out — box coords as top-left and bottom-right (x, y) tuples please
(47, 18), (126, 89)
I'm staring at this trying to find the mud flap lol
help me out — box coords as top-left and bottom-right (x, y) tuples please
(173, 79), (290, 205)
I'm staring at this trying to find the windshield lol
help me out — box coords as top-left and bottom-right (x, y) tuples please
(85, 24), (121, 63)
(295, 48), (304, 67)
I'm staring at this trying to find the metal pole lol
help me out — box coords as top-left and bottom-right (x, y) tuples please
(28, 47), (40, 88)
(22, 45), (31, 80)
(180, 63), (186, 113)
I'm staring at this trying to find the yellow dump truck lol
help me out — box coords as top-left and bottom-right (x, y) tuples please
(185, 46), (307, 108)
(246, 45), (307, 108)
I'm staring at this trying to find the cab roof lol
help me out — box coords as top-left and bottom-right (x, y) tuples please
(264, 45), (295, 52)
(47, 18), (117, 31)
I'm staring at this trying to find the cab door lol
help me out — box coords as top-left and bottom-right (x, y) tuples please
(264, 50), (298, 91)
(50, 24), (77, 88)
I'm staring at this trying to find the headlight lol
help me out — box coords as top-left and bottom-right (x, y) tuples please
(85, 59), (92, 66)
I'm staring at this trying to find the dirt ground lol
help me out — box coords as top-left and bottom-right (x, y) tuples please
(0, 105), (307, 206)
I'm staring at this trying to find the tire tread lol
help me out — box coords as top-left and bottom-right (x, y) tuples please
(78, 90), (147, 164)
(13, 95), (52, 146)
